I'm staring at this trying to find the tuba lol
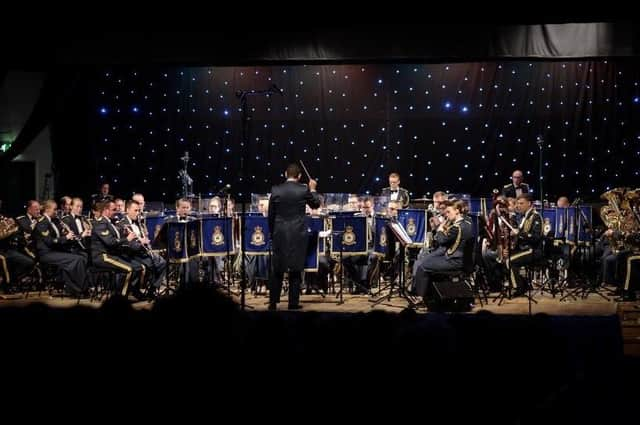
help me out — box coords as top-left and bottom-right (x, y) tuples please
(600, 187), (640, 251)
(0, 215), (19, 241)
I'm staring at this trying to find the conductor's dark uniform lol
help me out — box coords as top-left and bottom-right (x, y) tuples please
(268, 180), (320, 308)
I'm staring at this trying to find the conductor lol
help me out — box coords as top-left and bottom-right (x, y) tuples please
(268, 163), (321, 310)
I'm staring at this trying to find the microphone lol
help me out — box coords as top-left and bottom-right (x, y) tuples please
(218, 184), (231, 194)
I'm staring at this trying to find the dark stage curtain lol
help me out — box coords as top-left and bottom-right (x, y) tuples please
(82, 60), (640, 203)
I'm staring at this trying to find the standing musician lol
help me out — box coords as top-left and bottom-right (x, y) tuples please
(91, 201), (144, 299)
(381, 172), (410, 208)
(411, 200), (473, 300)
(118, 200), (166, 298)
(502, 170), (530, 199)
(506, 194), (543, 295)
(267, 163), (320, 310)
(34, 200), (88, 297)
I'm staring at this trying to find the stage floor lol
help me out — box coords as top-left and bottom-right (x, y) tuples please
(0, 289), (619, 316)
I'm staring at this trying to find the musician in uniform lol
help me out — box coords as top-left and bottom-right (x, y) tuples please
(62, 197), (91, 259)
(59, 196), (72, 217)
(118, 200), (166, 298)
(506, 194), (543, 295)
(91, 201), (144, 299)
(381, 172), (410, 208)
(1, 215), (36, 293)
(502, 170), (530, 199)
(113, 198), (125, 222)
(344, 197), (377, 294)
(411, 200), (473, 300)
(14, 200), (40, 260)
(34, 200), (88, 297)
(91, 182), (115, 206)
(556, 196), (570, 208)
(132, 193), (146, 212)
(165, 198), (200, 287)
(267, 163), (320, 310)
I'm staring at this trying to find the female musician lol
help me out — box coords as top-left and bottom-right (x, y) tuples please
(411, 200), (472, 300)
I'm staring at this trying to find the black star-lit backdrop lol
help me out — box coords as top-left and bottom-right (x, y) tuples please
(89, 61), (640, 202)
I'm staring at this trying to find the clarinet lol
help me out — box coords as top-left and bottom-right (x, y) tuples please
(123, 223), (152, 255)
(56, 217), (86, 250)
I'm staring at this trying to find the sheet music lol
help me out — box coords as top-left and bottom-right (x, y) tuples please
(388, 221), (413, 246)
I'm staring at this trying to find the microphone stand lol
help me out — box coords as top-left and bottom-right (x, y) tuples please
(236, 85), (280, 310)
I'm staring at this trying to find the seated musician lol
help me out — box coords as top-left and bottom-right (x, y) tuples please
(304, 203), (331, 295)
(411, 200), (472, 300)
(481, 196), (512, 291)
(113, 198), (125, 223)
(62, 197), (91, 259)
(244, 198), (270, 287)
(428, 191), (448, 239)
(59, 196), (72, 217)
(0, 214), (36, 294)
(15, 200), (40, 261)
(91, 182), (115, 207)
(132, 193), (146, 212)
(165, 198), (200, 286)
(506, 194), (543, 296)
(91, 201), (144, 299)
(117, 200), (167, 298)
(550, 196), (572, 271)
(208, 197), (222, 215)
(205, 197), (225, 285)
(556, 196), (570, 208)
(34, 200), (88, 297)
(343, 196), (377, 294)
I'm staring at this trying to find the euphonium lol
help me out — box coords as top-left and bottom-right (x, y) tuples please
(0, 215), (19, 241)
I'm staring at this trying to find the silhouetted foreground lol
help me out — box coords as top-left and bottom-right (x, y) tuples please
(1, 287), (637, 424)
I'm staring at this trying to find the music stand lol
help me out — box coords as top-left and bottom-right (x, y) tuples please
(370, 218), (418, 309)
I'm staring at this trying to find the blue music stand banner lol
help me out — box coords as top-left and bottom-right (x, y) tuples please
(167, 222), (189, 263)
(555, 207), (568, 240)
(398, 209), (426, 247)
(373, 216), (390, 256)
(304, 232), (319, 272)
(542, 209), (557, 238)
(145, 215), (166, 250)
(186, 220), (201, 259)
(243, 215), (271, 255)
(201, 217), (235, 256)
(305, 215), (326, 253)
(330, 215), (368, 256)
(577, 206), (593, 244)
(566, 207), (577, 243)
